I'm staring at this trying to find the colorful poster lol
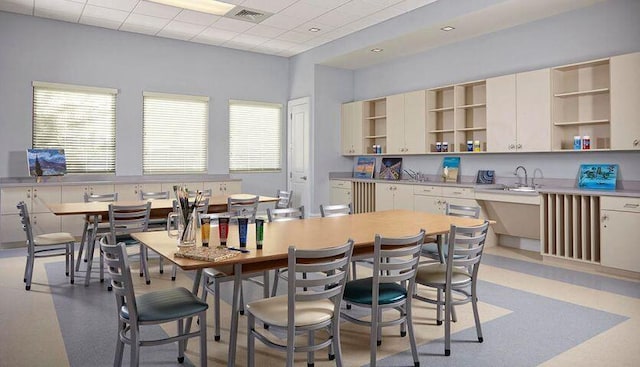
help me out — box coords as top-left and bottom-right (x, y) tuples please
(578, 164), (618, 190)
(353, 157), (376, 179)
(379, 158), (402, 180)
(442, 156), (460, 183)
(27, 149), (67, 177)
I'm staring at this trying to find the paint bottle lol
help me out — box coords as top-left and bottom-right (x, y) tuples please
(574, 136), (582, 150)
(582, 136), (591, 150)
(474, 140), (481, 152)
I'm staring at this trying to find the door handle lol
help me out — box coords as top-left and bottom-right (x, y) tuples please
(301, 176), (307, 180)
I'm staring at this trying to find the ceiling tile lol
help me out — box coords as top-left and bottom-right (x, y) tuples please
(366, 6), (405, 22)
(35, 0), (84, 22)
(260, 13), (306, 29)
(210, 17), (255, 33)
(82, 4), (129, 22)
(243, 24), (287, 38)
(133, 0), (181, 19)
(313, 10), (361, 28)
(299, 0), (350, 10)
(240, 0), (298, 13)
(260, 38), (299, 52)
(173, 9), (220, 26)
(120, 12), (170, 34)
(192, 27), (238, 44)
(0, 0), (34, 16)
(79, 15), (123, 30)
(278, 2), (328, 22)
(227, 33), (270, 47)
(157, 20), (207, 39)
(392, 0), (438, 13)
(293, 20), (336, 34)
(276, 30), (315, 43)
(87, 0), (139, 12)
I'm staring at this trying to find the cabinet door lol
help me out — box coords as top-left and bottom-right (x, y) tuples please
(114, 184), (140, 201)
(203, 182), (223, 196)
(330, 187), (352, 206)
(486, 74), (517, 152)
(517, 69), (551, 151)
(1, 187), (30, 214)
(31, 212), (61, 234)
(0, 214), (24, 243)
(394, 185), (414, 210)
(414, 195), (441, 214)
(601, 210), (640, 272)
(611, 52), (640, 150)
(386, 93), (405, 154)
(375, 183), (395, 211)
(404, 90), (426, 154)
(224, 181), (242, 195)
(31, 186), (61, 214)
(341, 103), (354, 155)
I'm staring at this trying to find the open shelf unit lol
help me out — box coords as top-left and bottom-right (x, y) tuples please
(363, 97), (387, 154)
(426, 86), (455, 152)
(552, 58), (611, 150)
(455, 80), (487, 152)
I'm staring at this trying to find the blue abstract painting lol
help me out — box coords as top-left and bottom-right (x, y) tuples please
(27, 149), (67, 176)
(578, 164), (617, 190)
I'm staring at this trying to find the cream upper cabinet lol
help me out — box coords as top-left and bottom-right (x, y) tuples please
(487, 70), (551, 152)
(341, 101), (364, 155)
(386, 91), (426, 154)
(610, 52), (640, 150)
(487, 74), (517, 152)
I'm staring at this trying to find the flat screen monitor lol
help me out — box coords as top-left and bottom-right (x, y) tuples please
(27, 149), (67, 177)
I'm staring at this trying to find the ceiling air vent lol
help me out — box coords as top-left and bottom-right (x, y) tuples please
(225, 6), (273, 24)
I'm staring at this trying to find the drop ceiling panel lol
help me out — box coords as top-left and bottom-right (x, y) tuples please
(173, 9), (220, 26)
(87, 0), (139, 12)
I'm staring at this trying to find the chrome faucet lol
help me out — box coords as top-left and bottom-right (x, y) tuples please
(515, 166), (528, 187)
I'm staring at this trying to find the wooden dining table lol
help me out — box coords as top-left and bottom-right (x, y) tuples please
(46, 194), (278, 286)
(130, 209), (487, 367)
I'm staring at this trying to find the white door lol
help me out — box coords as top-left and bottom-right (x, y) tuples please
(287, 97), (311, 211)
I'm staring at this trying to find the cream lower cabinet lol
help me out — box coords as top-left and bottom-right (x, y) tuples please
(375, 183), (413, 211)
(487, 69), (551, 152)
(204, 181), (242, 196)
(600, 196), (640, 272)
(115, 183), (163, 201)
(1, 186), (62, 244)
(413, 185), (443, 214)
(386, 91), (426, 154)
(330, 180), (352, 206)
(610, 52), (640, 150)
(60, 184), (114, 236)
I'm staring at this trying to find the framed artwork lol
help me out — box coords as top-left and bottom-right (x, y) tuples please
(353, 156), (376, 179)
(578, 164), (618, 190)
(476, 170), (495, 184)
(379, 158), (402, 180)
(27, 149), (67, 177)
(442, 156), (460, 183)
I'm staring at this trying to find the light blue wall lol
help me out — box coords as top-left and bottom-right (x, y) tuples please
(0, 11), (289, 196)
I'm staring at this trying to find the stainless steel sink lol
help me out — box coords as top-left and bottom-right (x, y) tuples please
(505, 186), (537, 192)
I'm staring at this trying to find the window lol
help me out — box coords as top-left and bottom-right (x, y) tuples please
(229, 100), (282, 172)
(32, 81), (117, 173)
(143, 92), (209, 174)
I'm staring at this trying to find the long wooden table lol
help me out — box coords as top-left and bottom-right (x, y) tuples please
(131, 209), (486, 366)
(46, 194), (278, 286)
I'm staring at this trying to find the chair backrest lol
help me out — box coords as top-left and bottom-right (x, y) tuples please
(287, 240), (354, 327)
(275, 189), (293, 209)
(84, 192), (118, 202)
(267, 206), (305, 222)
(372, 230), (425, 303)
(446, 203), (480, 219)
(189, 189), (213, 198)
(140, 191), (169, 200)
(446, 221), (490, 279)
(100, 237), (138, 325)
(228, 195), (259, 220)
(320, 203), (352, 217)
(17, 201), (35, 247)
(108, 202), (151, 242)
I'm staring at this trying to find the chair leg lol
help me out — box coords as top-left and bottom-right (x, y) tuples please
(114, 322), (125, 367)
(140, 245), (151, 285)
(76, 221), (88, 271)
(23, 253), (30, 283)
(171, 265), (177, 281)
(159, 256), (164, 274)
(214, 278), (221, 341)
(406, 302), (420, 366)
(436, 288), (443, 325)
(199, 311), (208, 367)
(69, 243), (75, 284)
(271, 269), (280, 297)
(307, 330), (315, 367)
(247, 313), (255, 367)
(400, 304), (407, 337)
(370, 305), (379, 367)
(471, 283), (484, 343)
(332, 320), (344, 367)
(444, 287), (452, 356)
(25, 252), (34, 291)
(65, 245), (70, 276)
(178, 318), (185, 363)
(130, 326), (140, 367)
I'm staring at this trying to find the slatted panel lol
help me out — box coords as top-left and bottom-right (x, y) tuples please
(352, 182), (375, 214)
(541, 193), (600, 263)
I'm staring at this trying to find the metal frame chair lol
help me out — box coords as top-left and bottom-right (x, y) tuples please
(341, 230), (425, 367)
(275, 189), (293, 209)
(319, 203), (352, 218)
(76, 192), (118, 272)
(421, 203), (481, 263)
(246, 240), (354, 367)
(101, 237), (208, 367)
(228, 195), (259, 221)
(414, 221), (489, 356)
(268, 206), (306, 297)
(18, 201), (75, 290)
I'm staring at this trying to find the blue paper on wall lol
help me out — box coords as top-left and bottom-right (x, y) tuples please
(578, 164), (618, 190)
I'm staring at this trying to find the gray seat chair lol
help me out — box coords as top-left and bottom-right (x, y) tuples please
(140, 191), (170, 274)
(319, 203), (352, 218)
(189, 188), (212, 198)
(414, 221), (489, 356)
(268, 206), (305, 297)
(18, 201), (75, 290)
(275, 189), (293, 209)
(227, 195), (259, 221)
(101, 237), (208, 367)
(76, 192), (118, 272)
(421, 203), (481, 263)
(103, 203), (152, 288)
(246, 240), (354, 367)
(341, 230), (425, 367)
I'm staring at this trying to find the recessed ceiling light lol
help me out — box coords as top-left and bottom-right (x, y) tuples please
(441, 26), (455, 31)
(308, 27), (321, 32)
(147, 0), (235, 16)
(371, 48), (383, 52)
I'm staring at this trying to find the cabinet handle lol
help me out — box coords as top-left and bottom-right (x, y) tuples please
(508, 144), (515, 150)
(634, 139), (639, 146)
(624, 203), (639, 208)
(517, 144), (522, 149)
(601, 214), (609, 221)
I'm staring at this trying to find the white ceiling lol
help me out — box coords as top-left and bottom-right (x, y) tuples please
(0, 0), (439, 57)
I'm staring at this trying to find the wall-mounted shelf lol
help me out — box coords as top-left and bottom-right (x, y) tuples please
(554, 88), (609, 98)
(365, 115), (387, 120)
(363, 98), (387, 154)
(554, 119), (610, 126)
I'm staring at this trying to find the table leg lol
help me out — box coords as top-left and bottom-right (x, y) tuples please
(84, 215), (99, 286)
(228, 263), (242, 367)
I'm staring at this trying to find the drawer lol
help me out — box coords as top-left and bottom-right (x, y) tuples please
(330, 180), (351, 189)
(413, 185), (442, 196)
(600, 196), (640, 212)
(441, 187), (474, 199)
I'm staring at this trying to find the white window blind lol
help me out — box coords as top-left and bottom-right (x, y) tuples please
(143, 92), (209, 174)
(229, 100), (282, 172)
(32, 81), (117, 173)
